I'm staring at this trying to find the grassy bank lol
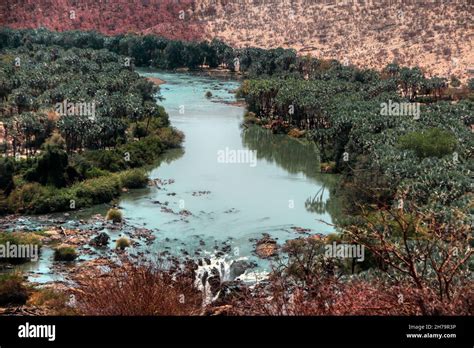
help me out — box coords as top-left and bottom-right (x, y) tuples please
(2, 130), (183, 215)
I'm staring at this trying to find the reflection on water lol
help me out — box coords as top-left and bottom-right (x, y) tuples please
(119, 71), (341, 262)
(242, 126), (320, 179)
(3, 71), (344, 282)
(242, 125), (342, 221)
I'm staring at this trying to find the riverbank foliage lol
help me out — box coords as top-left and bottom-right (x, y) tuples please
(0, 231), (41, 264)
(0, 31), (184, 215)
(235, 44), (473, 314)
(0, 27), (298, 76)
(53, 246), (77, 262)
(0, 273), (28, 306)
(0, 27), (472, 316)
(238, 66), (473, 216)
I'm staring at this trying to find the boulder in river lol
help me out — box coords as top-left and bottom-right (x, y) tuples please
(207, 268), (221, 296)
(213, 280), (244, 304)
(255, 235), (278, 258)
(89, 232), (110, 247)
(229, 260), (257, 280)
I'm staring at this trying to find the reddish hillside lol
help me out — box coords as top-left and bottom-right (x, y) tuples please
(0, 0), (205, 41)
(1, 0), (472, 80)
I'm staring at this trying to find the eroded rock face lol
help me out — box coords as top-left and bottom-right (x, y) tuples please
(207, 268), (221, 297)
(229, 260), (256, 280)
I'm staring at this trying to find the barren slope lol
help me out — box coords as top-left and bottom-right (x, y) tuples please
(1, 0), (472, 79)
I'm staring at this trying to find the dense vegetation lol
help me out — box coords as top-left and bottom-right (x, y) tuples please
(0, 27), (298, 75)
(235, 47), (473, 314)
(0, 30), (183, 214)
(238, 64), (473, 214)
(0, 27), (472, 315)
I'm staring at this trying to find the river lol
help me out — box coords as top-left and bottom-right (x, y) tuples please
(119, 71), (341, 276)
(4, 71), (342, 284)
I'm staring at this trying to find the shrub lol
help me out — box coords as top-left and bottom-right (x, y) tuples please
(45, 131), (66, 149)
(119, 169), (148, 189)
(84, 167), (108, 179)
(132, 122), (149, 139)
(115, 237), (130, 250)
(343, 206), (473, 315)
(8, 183), (50, 214)
(0, 157), (15, 195)
(146, 114), (169, 132)
(24, 144), (69, 188)
(8, 174), (122, 214)
(76, 260), (202, 315)
(243, 111), (258, 125)
(28, 288), (73, 315)
(288, 128), (305, 138)
(156, 128), (184, 148)
(84, 149), (126, 172)
(398, 128), (457, 158)
(120, 135), (163, 167)
(0, 231), (41, 264)
(72, 175), (121, 206)
(225, 276), (473, 315)
(83, 135), (171, 172)
(69, 153), (93, 178)
(107, 208), (123, 223)
(0, 273), (28, 306)
(53, 246), (77, 261)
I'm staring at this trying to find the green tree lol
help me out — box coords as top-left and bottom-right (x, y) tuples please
(163, 41), (185, 69)
(397, 128), (457, 158)
(24, 144), (69, 187)
(0, 158), (15, 195)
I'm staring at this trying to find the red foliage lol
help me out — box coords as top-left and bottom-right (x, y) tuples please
(0, 0), (205, 41)
(224, 278), (473, 316)
(75, 259), (202, 316)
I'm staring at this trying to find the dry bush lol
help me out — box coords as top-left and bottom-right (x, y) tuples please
(226, 277), (473, 316)
(75, 259), (202, 316)
(344, 204), (473, 315)
(220, 205), (473, 316)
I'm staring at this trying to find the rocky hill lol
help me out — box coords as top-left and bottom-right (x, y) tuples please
(1, 0), (472, 80)
(194, 0), (473, 81)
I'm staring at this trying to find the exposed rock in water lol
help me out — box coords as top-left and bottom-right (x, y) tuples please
(215, 280), (244, 303)
(207, 268), (221, 297)
(255, 235), (278, 258)
(291, 226), (311, 234)
(229, 260), (257, 280)
(89, 232), (110, 247)
(201, 271), (209, 286)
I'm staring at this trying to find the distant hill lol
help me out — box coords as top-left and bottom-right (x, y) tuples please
(1, 0), (472, 80)
(194, 0), (473, 81)
(0, 0), (204, 41)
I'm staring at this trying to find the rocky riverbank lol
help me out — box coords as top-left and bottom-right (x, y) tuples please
(0, 208), (290, 315)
